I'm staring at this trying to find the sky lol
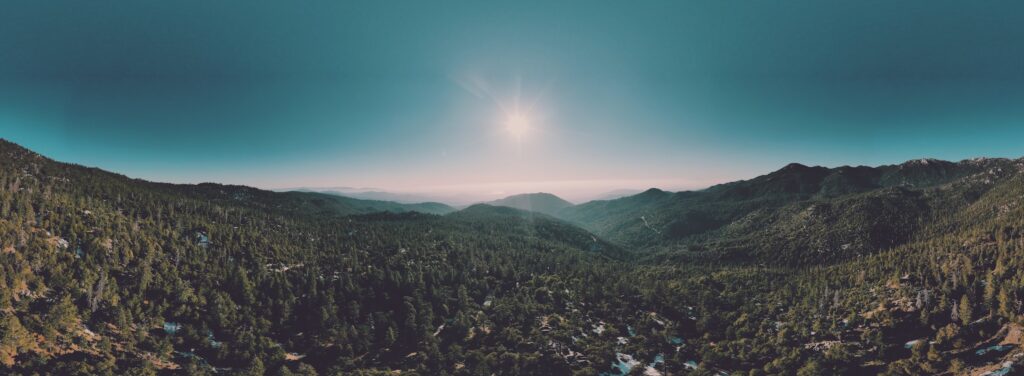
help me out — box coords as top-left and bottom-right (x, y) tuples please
(2, 1), (1023, 203)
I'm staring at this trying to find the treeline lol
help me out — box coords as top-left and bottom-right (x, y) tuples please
(5, 139), (1024, 375)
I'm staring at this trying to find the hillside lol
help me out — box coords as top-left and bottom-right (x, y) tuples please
(282, 187), (458, 207)
(5, 139), (1024, 375)
(484, 192), (574, 216)
(447, 204), (627, 260)
(281, 191), (456, 216)
(0, 140), (654, 375)
(561, 158), (1024, 264)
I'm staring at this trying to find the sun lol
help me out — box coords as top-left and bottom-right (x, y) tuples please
(506, 113), (530, 138)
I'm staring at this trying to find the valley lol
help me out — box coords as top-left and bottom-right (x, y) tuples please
(3, 139), (1024, 375)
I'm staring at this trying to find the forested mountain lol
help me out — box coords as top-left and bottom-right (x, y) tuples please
(484, 193), (575, 217)
(0, 140), (656, 375)
(290, 192), (455, 216)
(561, 158), (1024, 264)
(269, 191), (454, 216)
(5, 138), (1024, 376)
(282, 188), (456, 209)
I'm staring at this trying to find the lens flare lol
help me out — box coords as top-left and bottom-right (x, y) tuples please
(506, 113), (530, 138)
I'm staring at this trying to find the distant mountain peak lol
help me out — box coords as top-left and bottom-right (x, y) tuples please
(501, 194), (565, 200)
(772, 162), (832, 175)
(899, 158), (945, 167)
(484, 192), (573, 216)
(635, 188), (670, 198)
(959, 156), (1015, 166)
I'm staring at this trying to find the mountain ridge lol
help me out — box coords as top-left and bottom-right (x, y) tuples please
(483, 192), (575, 216)
(6, 138), (1024, 374)
(0, 139), (456, 216)
(559, 156), (1024, 264)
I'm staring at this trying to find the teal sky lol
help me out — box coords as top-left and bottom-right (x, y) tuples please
(2, 1), (1023, 202)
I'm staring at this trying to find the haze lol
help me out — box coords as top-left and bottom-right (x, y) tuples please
(2, 1), (1023, 203)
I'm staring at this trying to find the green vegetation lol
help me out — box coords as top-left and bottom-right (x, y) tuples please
(485, 193), (575, 217)
(4, 139), (1024, 375)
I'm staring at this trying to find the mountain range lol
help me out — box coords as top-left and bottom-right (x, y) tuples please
(560, 158), (1024, 264)
(277, 187), (461, 206)
(483, 192), (575, 216)
(4, 138), (1024, 375)
(478, 157), (1024, 266)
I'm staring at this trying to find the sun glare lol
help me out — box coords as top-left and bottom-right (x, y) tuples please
(506, 113), (530, 138)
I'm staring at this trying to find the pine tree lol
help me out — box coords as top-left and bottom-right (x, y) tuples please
(959, 295), (973, 325)
(245, 356), (266, 376)
(998, 287), (1014, 320)
(0, 314), (35, 366)
(45, 294), (79, 341)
